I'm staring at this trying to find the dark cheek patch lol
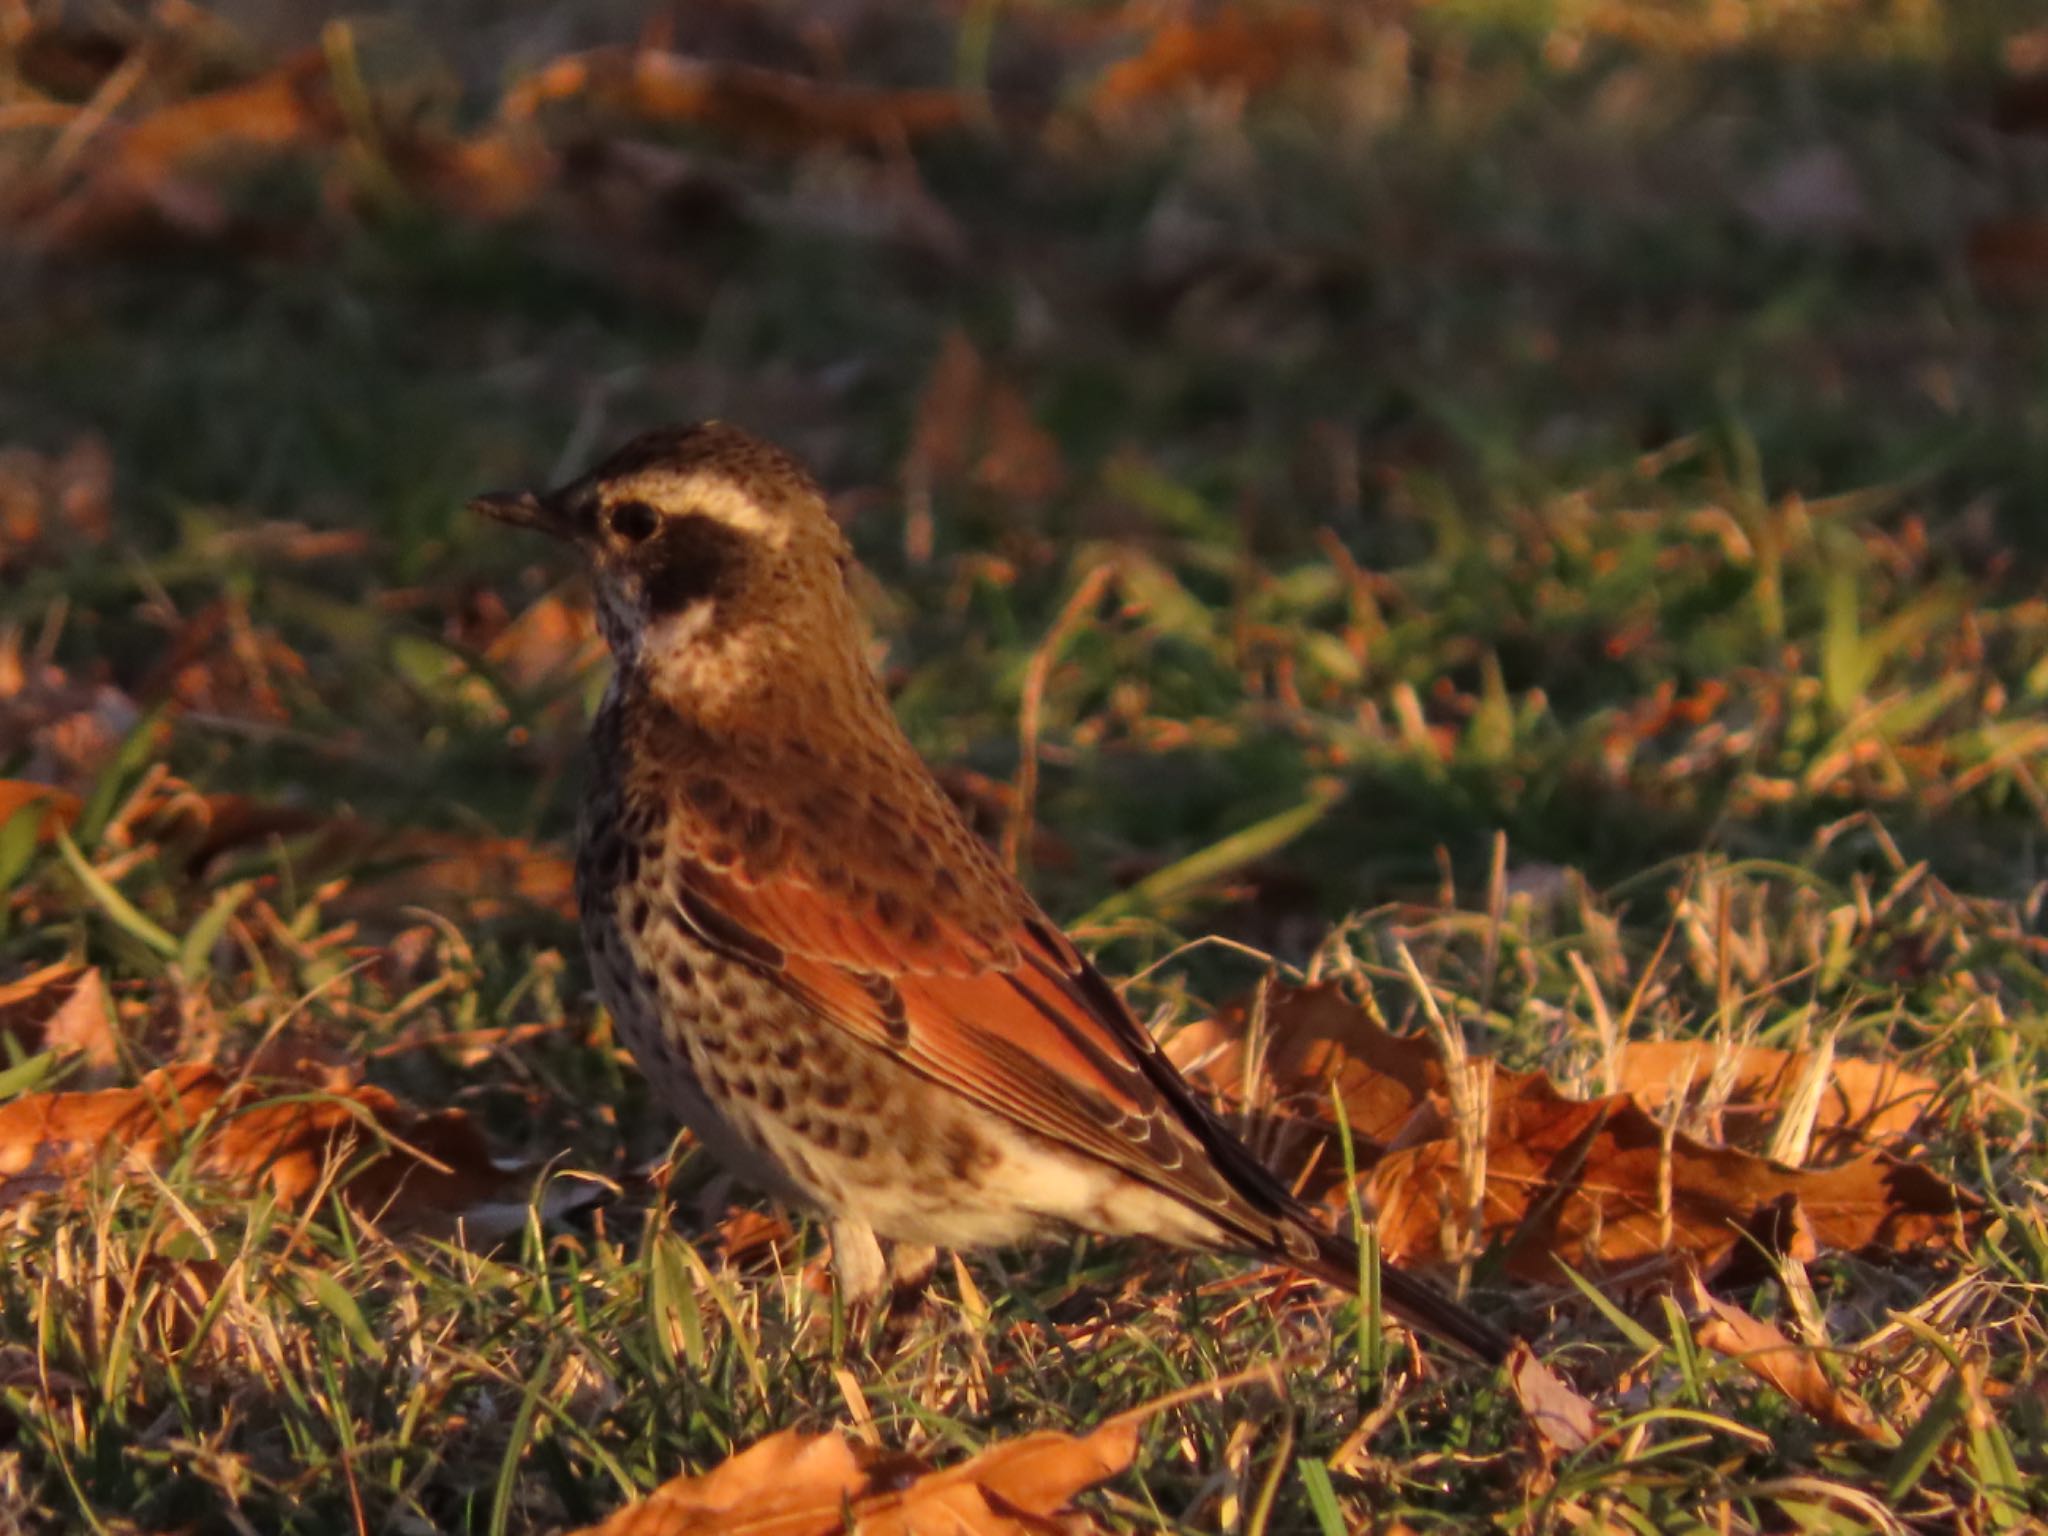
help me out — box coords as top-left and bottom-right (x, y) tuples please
(641, 512), (749, 615)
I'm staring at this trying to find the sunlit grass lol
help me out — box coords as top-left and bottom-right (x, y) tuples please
(0, 0), (2044, 1529)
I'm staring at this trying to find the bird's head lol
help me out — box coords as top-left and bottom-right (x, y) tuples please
(472, 423), (858, 693)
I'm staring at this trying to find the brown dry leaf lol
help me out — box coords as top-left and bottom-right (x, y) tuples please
(1175, 983), (1978, 1281)
(22, 51), (345, 249)
(714, 1206), (795, 1271)
(1617, 1038), (1944, 1158)
(502, 49), (968, 154)
(0, 635), (147, 790)
(1093, 7), (1341, 113)
(134, 789), (328, 874)
(0, 1063), (510, 1224)
(572, 1431), (865, 1536)
(1508, 1342), (1600, 1456)
(572, 1416), (1140, 1535)
(484, 590), (605, 693)
(32, 779), (574, 924)
(859, 1421), (1136, 1536)
(1684, 1273), (1890, 1442)
(333, 829), (577, 922)
(0, 436), (114, 565)
(0, 780), (82, 839)
(0, 963), (116, 1067)
(1166, 982), (1444, 1178)
(905, 331), (1065, 512)
(139, 594), (309, 722)
(1368, 1067), (1976, 1281)
(974, 383), (1066, 503)
(908, 329), (989, 492)
(393, 126), (557, 222)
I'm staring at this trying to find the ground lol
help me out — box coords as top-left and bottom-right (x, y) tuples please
(0, 2), (2044, 1531)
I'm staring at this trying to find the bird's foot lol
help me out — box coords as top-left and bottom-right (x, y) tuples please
(827, 1224), (943, 1356)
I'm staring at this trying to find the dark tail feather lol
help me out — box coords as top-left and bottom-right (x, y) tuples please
(1290, 1221), (1514, 1365)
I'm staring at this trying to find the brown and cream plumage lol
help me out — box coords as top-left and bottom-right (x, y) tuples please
(473, 422), (1510, 1362)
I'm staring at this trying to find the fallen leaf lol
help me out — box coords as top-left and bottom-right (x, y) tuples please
(1093, 8), (1340, 113)
(1368, 1066), (1976, 1282)
(901, 330), (1066, 561)
(0, 436), (114, 566)
(571, 1411), (1143, 1535)
(0, 780), (82, 839)
(1508, 1342), (1600, 1455)
(573, 1431), (864, 1536)
(394, 126), (557, 222)
(483, 590), (604, 693)
(0, 1063), (511, 1225)
(0, 963), (115, 1067)
(21, 51), (345, 250)
(714, 1206), (795, 1271)
(1165, 981), (1445, 1173)
(1684, 1273), (1890, 1442)
(860, 1421), (1136, 1535)
(17, 777), (574, 924)
(0, 636), (145, 790)
(133, 789), (327, 875)
(332, 829), (576, 922)
(1172, 983), (1980, 1282)
(1616, 1038), (1944, 1159)
(139, 594), (309, 722)
(906, 329), (988, 496)
(502, 49), (968, 154)
(1707, 1191), (1818, 1290)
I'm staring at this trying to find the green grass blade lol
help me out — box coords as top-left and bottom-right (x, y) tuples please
(1078, 782), (1345, 926)
(54, 826), (177, 958)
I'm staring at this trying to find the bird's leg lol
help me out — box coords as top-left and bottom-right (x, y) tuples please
(885, 1242), (938, 1315)
(829, 1217), (888, 1308)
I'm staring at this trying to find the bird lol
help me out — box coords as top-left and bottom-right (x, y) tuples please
(472, 421), (1511, 1363)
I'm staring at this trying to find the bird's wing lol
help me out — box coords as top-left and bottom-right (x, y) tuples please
(667, 843), (1306, 1246)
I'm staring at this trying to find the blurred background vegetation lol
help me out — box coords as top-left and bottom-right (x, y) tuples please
(6, 1), (2047, 940)
(3, 2), (2047, 1529)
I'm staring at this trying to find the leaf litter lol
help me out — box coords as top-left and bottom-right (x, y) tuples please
(1167, 980), (1980, 1282)
(0, 1060), (512, 1229)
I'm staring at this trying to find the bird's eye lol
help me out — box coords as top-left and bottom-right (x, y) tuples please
(609, 501), (660, 542)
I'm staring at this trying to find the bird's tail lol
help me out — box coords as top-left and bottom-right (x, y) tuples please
(1288, 1219), (1513, 1365)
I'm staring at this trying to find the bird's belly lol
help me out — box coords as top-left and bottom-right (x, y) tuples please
(584, 904), (810, 1204)
(838, 1122), (1231, 1253)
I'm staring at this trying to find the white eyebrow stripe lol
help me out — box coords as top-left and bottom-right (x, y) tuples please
(628, 472), (788, 547)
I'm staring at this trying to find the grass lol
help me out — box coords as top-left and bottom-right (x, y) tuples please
(2, 0), (2047, 1530)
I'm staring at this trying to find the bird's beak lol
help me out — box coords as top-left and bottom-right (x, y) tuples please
(469, 489), (573, 539)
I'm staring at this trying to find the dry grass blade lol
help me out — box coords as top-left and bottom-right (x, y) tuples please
(1618, 1038), (1948, 1160)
